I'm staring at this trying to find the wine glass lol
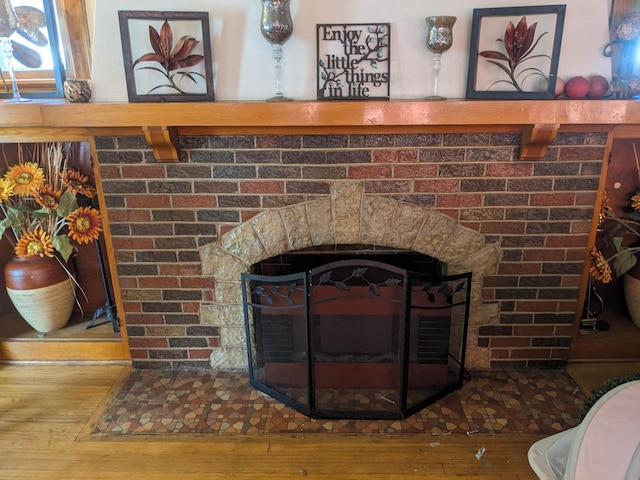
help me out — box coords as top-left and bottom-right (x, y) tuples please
(0, 0), (29, 103)
(425, 16), (456, 101)
(260, 0), (294, 102)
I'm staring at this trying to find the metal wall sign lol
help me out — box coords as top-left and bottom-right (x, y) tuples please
(316, 23), (390, 100)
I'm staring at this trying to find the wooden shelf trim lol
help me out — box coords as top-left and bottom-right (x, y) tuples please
(143, 126), (179, 163)
(0, 340), (130, 362)
(520, 123), (560, 160)
(0, 99), (639, 161)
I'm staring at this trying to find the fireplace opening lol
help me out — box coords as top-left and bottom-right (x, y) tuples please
(241, 249), (472, 420)
(254, 245), (445, 277)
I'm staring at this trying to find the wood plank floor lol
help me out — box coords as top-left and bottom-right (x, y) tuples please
(0, 364), (543, 479)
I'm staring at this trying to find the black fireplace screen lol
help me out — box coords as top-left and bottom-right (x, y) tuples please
(241, 260), (472, 420)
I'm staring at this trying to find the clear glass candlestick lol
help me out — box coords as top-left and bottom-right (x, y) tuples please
(260, 0), (293, 102)
(425, 16), (456, 101)
(0, 37), (29, 103)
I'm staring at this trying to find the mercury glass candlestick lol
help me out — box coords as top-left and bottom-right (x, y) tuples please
(260, 0), (293, 102)
(425, 16), (456, 101)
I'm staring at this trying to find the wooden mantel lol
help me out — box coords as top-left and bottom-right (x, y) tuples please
(0, 99), (639, 161)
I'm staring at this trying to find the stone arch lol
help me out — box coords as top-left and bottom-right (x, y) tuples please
(200, 182), (502, 370)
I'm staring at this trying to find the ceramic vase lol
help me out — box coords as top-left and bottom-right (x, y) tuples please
(63, 79), (92, 103)
(4, 255), (75, 333)
(624, 272), (640, 327)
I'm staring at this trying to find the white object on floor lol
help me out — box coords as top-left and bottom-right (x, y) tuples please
(528, 380), (640, 479)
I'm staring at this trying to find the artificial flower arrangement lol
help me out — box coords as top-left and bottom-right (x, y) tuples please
(0, 142), (102, 262)
(590, 193), (640, 284)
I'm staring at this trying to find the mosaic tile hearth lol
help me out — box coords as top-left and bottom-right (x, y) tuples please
(93, 369), (586, 436)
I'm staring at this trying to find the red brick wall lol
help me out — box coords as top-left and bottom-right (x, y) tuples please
(96, 131), (606, 369)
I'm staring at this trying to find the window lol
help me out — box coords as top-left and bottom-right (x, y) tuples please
(1, 0), (91, 97)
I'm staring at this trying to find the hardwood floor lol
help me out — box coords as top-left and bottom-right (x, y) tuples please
(0, 364), (544, 479)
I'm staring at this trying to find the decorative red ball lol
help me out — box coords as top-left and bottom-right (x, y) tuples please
(588, 75), (609, 98)
(564, 76), (590, 99)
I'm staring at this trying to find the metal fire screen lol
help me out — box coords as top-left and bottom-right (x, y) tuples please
(241, 260), (472, 420)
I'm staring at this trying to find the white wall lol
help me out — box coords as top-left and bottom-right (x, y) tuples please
(91, 0), (612, 102)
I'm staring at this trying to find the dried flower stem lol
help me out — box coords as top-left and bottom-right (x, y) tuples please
(0, 202), (16, 245)
(631, 142), (640, 182)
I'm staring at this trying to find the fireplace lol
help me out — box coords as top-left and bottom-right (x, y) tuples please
(0, 100), (607, 367)
(201, 182), (502, 373)
(241, 255), (471, 419)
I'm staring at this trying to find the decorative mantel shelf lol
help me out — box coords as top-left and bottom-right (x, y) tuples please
(0, 99), (638, 161)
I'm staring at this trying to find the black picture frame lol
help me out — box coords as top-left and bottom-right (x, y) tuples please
(118, 10), (214, 103)
(0, 0), (65, 99)
(465, 5), (566, 100)
(316, 23), (391, 100)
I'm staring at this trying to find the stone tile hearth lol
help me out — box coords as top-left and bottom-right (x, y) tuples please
(92, 368), (586, 436)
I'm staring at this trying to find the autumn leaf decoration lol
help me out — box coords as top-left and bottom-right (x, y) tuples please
(133, 20), (205, 94)
(478, 16), (550, 92)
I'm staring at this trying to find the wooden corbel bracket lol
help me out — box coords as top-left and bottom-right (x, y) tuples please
(143, 126), (179, 162)
(519, 124), (560, 161)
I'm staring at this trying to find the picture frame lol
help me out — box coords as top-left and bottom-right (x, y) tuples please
(465, 5), (566, 100)
(316, 23), (391, 100)
(0, 0), (65, 99)
(118, 11), (214, 103)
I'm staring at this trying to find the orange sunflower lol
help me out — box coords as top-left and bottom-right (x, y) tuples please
(33, 185), (62, 210)
(597, 195), (610, 228)
(632, 192), (640, 211)
(4, 162), (45, 196)
(590, 247), (613, 284)
(0, 178), (14, 201)
(66, 207), (102, 244)
(61, 169), (97, 198)
(14, 228), (55, 257)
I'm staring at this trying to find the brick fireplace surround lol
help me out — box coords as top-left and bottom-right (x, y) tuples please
(95, 127), (604, 370)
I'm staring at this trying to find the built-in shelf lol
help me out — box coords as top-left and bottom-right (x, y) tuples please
(0, 312), (128, 362)
(571, 308), (640, 361)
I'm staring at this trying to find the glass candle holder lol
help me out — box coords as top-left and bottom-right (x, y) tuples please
(425, 16), (456, 100)
(260, 0), (294, 102)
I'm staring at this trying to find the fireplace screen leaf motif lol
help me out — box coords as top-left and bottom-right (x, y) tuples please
(242, 259), (472, 420)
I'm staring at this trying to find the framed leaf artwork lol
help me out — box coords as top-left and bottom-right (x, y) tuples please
(465, 5), (566, 100)
(118, 10), (214, 103)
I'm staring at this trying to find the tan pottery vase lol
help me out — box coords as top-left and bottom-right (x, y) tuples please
(624, 259), (640, 328)
(4, 255), (76, 333)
